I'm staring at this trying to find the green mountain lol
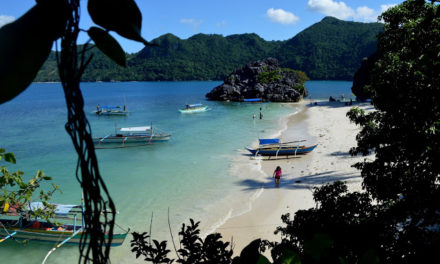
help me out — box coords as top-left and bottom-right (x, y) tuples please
(35, 17), (383, 82)
(277, 16), (383, 80)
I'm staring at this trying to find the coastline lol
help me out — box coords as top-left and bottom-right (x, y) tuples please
(214, 100), (368, 258)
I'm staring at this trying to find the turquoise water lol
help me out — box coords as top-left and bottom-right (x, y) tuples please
(0, 80), (351, 263)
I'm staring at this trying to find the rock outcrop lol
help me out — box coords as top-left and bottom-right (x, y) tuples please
(205, 58), (308, 102)
(351, 52), (379, 101)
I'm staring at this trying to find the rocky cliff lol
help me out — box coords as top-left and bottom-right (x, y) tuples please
(205, 58), (308, 102)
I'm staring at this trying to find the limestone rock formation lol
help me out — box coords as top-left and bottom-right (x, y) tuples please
(206, 58), (308, 102)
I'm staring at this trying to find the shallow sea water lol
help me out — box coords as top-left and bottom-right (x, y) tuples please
(0, 80), (351, 263)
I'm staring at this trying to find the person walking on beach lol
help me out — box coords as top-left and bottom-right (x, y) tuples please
(273, 166), (282, 187)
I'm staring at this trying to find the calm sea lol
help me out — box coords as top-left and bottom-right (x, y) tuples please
(0, 80), (352, 263)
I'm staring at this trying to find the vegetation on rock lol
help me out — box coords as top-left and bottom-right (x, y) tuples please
(205, 58), (308, 102)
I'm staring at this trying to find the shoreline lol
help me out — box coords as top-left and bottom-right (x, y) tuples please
(214, 100), (368, 258)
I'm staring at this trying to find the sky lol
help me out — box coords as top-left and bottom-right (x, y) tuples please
(0, 0), (402, 53)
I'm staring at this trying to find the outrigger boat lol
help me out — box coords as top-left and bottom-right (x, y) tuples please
(179, 103), (208, 113)
(95, 105), (128, 116)
(93, 124), (171, 149)
(246, 138), (317, 159)
(243, 98), (261, 102)
(0, 201), (129, 246)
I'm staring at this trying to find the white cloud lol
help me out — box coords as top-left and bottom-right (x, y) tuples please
(381, 4), (397, 13)
(179, 18), (203, 31)
(0, 15), (15, 28)
(267, 8), (299, 24)
(307, 0), (398, 22)
(307, 0), (354, 20)
(354, 6), (377, 22)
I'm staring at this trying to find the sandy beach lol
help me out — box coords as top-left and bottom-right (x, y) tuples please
(215, 100), (369, 258)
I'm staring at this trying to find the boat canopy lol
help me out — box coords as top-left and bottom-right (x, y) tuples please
(244, 98), (261, 102)
(187, 103), (203, 107)
(101, 105), (121, 109)
(259, 138), (280, 145)
(28, 202), (81, 216)
(120, 126), (151, 132)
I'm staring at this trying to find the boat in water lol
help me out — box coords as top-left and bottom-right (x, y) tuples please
(179, 103), (208, 113)
(0, 202), (129, 246)
(95, 105), (128, 116)
(243, 98), (261, 102)
(93, 124), (171, 149)
(246, 138), (317, 159)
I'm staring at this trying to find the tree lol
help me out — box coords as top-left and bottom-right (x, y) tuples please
(0, 0), (153, 262)
(270, 0), (440, 262)
(346, 0), (440, 262)
(348, 0), (440, 201)
(0, 149), (60, 223)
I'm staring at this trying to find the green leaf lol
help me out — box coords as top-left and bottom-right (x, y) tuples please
(0, 1), (69, 104)
(256, 254), (271, 264)
(88, 27), (126, 67)
(359, 249), (379, 264)
(88, 0), (155, 46)
(303, 233), (333, 260)
(4, 153), (16, 164)
(277, 250), (301, 264)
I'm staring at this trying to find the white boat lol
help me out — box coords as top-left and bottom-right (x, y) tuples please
(95, 105), (128, 116)
(93, 124), (171, 149)
(179, 103), (208, 113)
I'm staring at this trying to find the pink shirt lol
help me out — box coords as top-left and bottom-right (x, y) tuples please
(275, 170), (282, 177)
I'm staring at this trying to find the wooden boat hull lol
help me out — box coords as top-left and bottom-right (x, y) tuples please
(93, 134), (171, 148)
(95, 110), (128, 116)
(179, 106), (208, 113)
(246, 144), (318, 156)
(0, 220), (127, 246)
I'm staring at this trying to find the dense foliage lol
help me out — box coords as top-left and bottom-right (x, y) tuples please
(271, 1), (440, 263)
(0, 149), (60, 223)
(35, 17), (383, 82)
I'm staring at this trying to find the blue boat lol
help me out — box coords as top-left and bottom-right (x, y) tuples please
(95, 105), (128, 116)
(246, 138), (317, 158)
(243, 98), (261, 102)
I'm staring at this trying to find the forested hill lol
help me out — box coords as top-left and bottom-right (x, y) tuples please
(35, 16), (383, 82)
(277, 16), (383, 80)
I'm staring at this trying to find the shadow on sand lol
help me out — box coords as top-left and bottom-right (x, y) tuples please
(307, 100), (373, 109)
(237, 170), (361, 191)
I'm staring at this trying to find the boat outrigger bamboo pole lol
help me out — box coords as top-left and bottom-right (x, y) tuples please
(42, 227), (84, 264)
(0, 231), (17, 243)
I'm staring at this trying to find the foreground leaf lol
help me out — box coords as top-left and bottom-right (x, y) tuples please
(88, 0), (155, 46)
(0, 0), (69, 104)
(88, 27), (126, 67)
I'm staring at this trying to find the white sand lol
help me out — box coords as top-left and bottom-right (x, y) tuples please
(215, 101), (370, 257)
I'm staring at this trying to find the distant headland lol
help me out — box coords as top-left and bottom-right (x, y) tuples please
(35, 16), (383, 82)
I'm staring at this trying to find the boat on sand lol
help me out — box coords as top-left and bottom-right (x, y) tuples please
(246, 138), (317, 159)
